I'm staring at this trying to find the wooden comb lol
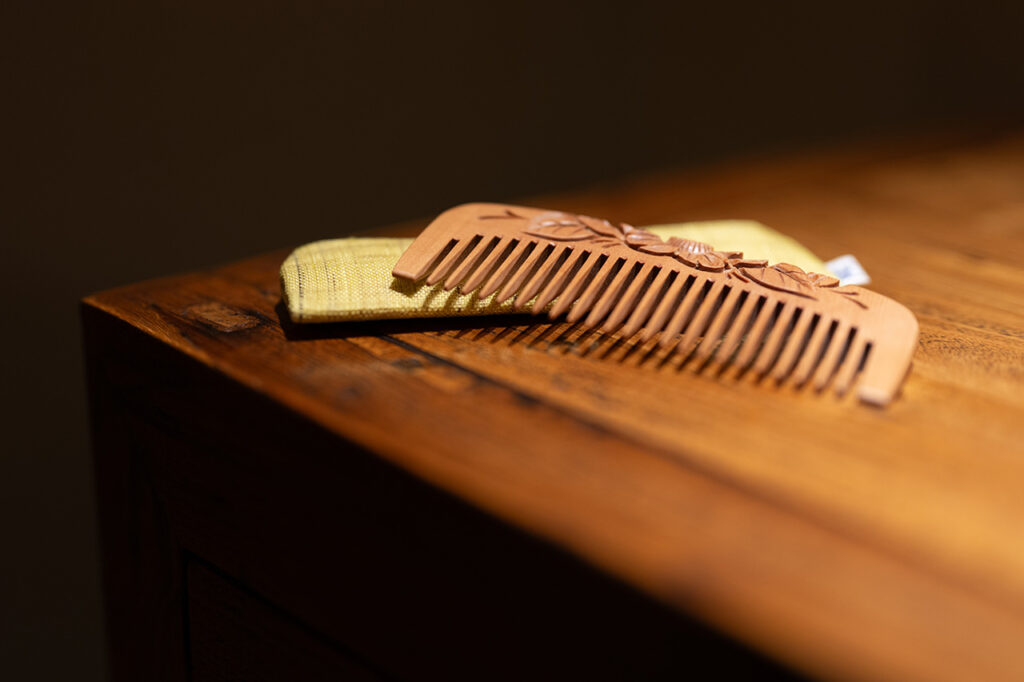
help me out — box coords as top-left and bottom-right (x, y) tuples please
(393, 203), (918, 406)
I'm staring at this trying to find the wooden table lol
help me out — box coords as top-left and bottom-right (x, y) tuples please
(84, 127), (1024, 681)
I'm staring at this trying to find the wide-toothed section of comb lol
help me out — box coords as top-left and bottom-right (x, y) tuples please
(412, 237), (878, 398)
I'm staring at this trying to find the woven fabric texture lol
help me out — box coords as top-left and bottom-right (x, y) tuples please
(281, 220), (830, 323)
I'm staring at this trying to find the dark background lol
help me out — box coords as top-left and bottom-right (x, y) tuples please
(3, 1), (1024, 679)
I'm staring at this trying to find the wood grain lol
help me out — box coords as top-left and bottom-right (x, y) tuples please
(84, 126), (1024, 681)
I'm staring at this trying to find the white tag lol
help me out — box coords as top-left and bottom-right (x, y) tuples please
(824, 254), (871, 286)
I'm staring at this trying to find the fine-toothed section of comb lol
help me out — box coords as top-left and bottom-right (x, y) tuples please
(676, 280), (729, 353)
(533, 250), (589, 314)
(602, 263), (658, 333)
(832, 333), (869, 396)
(496, 242), (552, 303)
(549, 253), (606, 319)
(640, 273), (692, 343)
(585, 261), (645, 328)
(566, 257), (624, 324)
(771, 310), (816, 381)
(477, 239), (531, 298)
(659, 278), (713, 348)
(514, 245), (572, 309)
(714, 292), (761, 362)
(425, 235), (481, 286)
(407, 238), (457, 281)
(692, 287), (747, 362)
(460, 237), (517, 293)
(733, 300), (783, 369)
(812, 321), (853, 390)
(827, 333), (868, 393)
(444, 236), (499, 291)
(752, 302), (799, 375)
(790, 316), (833, 386)
(619, 268), (674, 338)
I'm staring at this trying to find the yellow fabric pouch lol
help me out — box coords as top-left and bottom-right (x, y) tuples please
(281, 221), (830, 323)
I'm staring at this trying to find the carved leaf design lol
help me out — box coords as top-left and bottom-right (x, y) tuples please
(526, 219), (593, 241)
(577, 215), (622, 237)
(486, 208), (863, 306)
(728, 258), (767, 268)
(740, 263), (815, 297)
(808, 272), (840, 288)
(668, 237), (713, 255)
(638, 242), (678, 255)
(675, 249), (728, 270)
(625, 231), (661, 246)
(694, 252), (728, 271)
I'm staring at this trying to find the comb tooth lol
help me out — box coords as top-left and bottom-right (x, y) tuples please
(790, 316), (832, 386)
(496, 243), (552, 303)
(533, 250), (588, 314)
(832, 332), (867, 396)
(692, 286), (746, 361)
(426, 238), (478, 286)
(676, 280), (728, 352)
(602, 263), (657, 333)
(770, 308), (815, 380)
(812, 320), (853, 390)
(714, 292), (760, 361)
(477, 240), (531, 298)
(640, 274), (691, 342)
(733, 299), (783, 368)
(515, 245), (571, 309)
(461, 237), (515, 293)
(620, 268), (673, 338)
(585, 261), (641, 328)
(444, 236), (495, 291)
(752, 302), (798, 374)
(566, 257), (621, 324)
(548, 252), (601, 318)
(401, 239), (455, 281)
(658, 277), (710, 348)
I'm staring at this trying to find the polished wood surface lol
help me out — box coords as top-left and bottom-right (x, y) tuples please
(85, 127), (1024, 681)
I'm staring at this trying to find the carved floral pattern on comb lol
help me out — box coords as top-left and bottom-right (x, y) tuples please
(479, 209), (862, 307)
